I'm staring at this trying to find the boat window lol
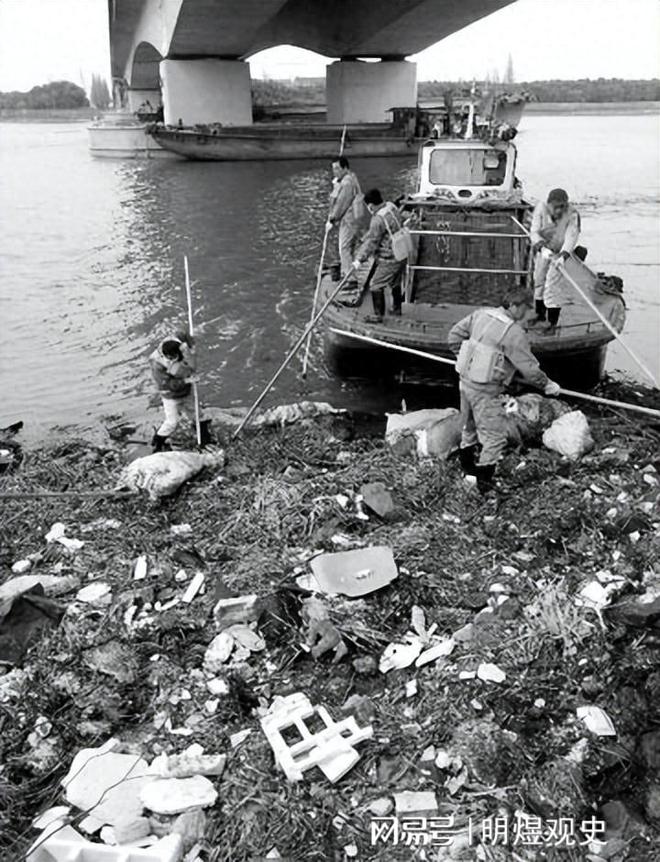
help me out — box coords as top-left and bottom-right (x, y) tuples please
(429, 149), (507, 186)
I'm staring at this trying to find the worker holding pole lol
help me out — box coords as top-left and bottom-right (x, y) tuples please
(149, 329), (198, 451)
(530, 188), (582, 329)
(448, 287), (561, 495)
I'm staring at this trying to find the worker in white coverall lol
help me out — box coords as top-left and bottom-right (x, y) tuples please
(530, 188), (581, 329)
(149, 331), (197, 451)
(327, 156), (361, 290)
(448, 288), (561, 495)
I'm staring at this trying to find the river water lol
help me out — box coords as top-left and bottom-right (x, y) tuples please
(1, 109), (658, 437)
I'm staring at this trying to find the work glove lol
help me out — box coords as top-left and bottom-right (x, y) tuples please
(544, 380), (561, 397)
(558, 250), (571, 262)
(352, 259), (361, 270)
(532, 240), (545, 252)
(325, 220), (333, 231)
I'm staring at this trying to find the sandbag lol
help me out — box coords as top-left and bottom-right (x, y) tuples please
(118, 449), (225, 500)
(504, 394), (571, 445)
(386, 408), (462, 460)
(542, 411), (594, 461)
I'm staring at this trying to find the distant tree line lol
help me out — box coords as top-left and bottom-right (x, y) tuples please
(0, 80), (89, 110)
(252, 79), (324, 106)
(251, 77), (659, 107)
(419, 78), (660, 103)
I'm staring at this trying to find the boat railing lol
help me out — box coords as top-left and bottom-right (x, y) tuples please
(408, 264), (528, 276)
(409, 229), (527, 240)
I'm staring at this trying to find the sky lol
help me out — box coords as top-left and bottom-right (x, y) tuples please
(0, 0), (658, 93)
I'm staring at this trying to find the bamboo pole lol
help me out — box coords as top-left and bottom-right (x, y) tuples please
(556, 261), (659, 389)
(339, 124), (347, 155)
(301, 222), (331, 379)
(327, 327), (660, 419)
(510, 216), (658, 389)
(184, 255), (203, 447)
(233, 271), (357, 437)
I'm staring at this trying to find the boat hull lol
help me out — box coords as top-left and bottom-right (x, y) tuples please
(150, 127), (421, 161)
(88, 122), (178, 159)
(324, 325), (609, 391)
(319, 252), (625, 392)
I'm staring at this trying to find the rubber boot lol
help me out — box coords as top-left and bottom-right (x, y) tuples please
(475, 463), (497, 496)
(547, 307), (561, 327)
(365, 290), (385, 323)
(530, 299), (546, 325)
(458, 445), (478, 477)
(391, 284), (402, 316)
(152, 433), (171, 453)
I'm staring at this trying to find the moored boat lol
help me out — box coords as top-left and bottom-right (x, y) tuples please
(320, 121), (626, 390)
(147, 92), (528, 162)
(87, 111), (177, 159)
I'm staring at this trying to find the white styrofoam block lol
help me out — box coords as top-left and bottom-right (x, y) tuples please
(27, 830), (183, 862)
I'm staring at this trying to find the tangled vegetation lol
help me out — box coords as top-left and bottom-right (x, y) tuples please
(1, 382), (659, 860)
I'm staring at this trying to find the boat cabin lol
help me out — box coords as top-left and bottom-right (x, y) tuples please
(413, 139), (520, 206)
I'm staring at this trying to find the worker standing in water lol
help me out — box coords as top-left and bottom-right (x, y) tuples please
(149, 330), (197, 451)
(327, 156), (362, 291)
(448, 288), (561, 495)
(530, 188), (581, 329)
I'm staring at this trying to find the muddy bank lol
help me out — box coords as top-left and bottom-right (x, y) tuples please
(1, 381), (659, 861)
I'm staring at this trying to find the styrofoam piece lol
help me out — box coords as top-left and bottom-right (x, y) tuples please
(379, 639), (423, 673)
(62, 742), (155, 833)
(260, 693), (373, 783)
(477, 662), (506, 684)
(576, 706), (617, 737)
(140, 776), (217, 815)
(415, 638), (455, 667)
(181, 572), (205, 604)
(27, 830), (183, 862)
(76, 583), (112, 606)
(133, 556), (148, 581)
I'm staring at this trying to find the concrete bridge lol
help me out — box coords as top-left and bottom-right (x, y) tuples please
(109, 0), (514, 125)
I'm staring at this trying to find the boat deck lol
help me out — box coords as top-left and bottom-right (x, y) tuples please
(322, 255), (625, 360)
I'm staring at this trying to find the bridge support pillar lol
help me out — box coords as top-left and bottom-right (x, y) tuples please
(160, 58), (252, 126)
(326, 59), (417, 124)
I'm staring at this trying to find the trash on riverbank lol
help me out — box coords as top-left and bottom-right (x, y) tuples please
(543, 410), (595, 460)
(299, 546), (398, 597)
(1, 380), (659, 860)
(385, 407), (462, 459)
(0, 584), (66, 666)
(260, 692), (373, 783)
(119, 449), (225, 500)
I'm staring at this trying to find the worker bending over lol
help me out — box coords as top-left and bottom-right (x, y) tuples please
(327, 156), (362, 291)
(530, 188), (581, 329)
(149, 330), (197, 452)
(352, 188), (405, 323)
(448, 288), (561, 495)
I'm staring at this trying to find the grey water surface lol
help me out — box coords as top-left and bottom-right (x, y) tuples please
(0, 109), (658, 437)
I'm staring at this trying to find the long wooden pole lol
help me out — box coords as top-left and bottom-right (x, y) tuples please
(556, 261), (659, 389)
(339, 124), (347, 155)
(328, 327), (660, 419)
(510, 215), (658, 389)
(301, 223), (331, 379)
(184, 256), (203, 447)
(233, 272), (356, 437)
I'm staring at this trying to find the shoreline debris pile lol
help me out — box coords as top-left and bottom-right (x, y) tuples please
(0, 381), (659, 861)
